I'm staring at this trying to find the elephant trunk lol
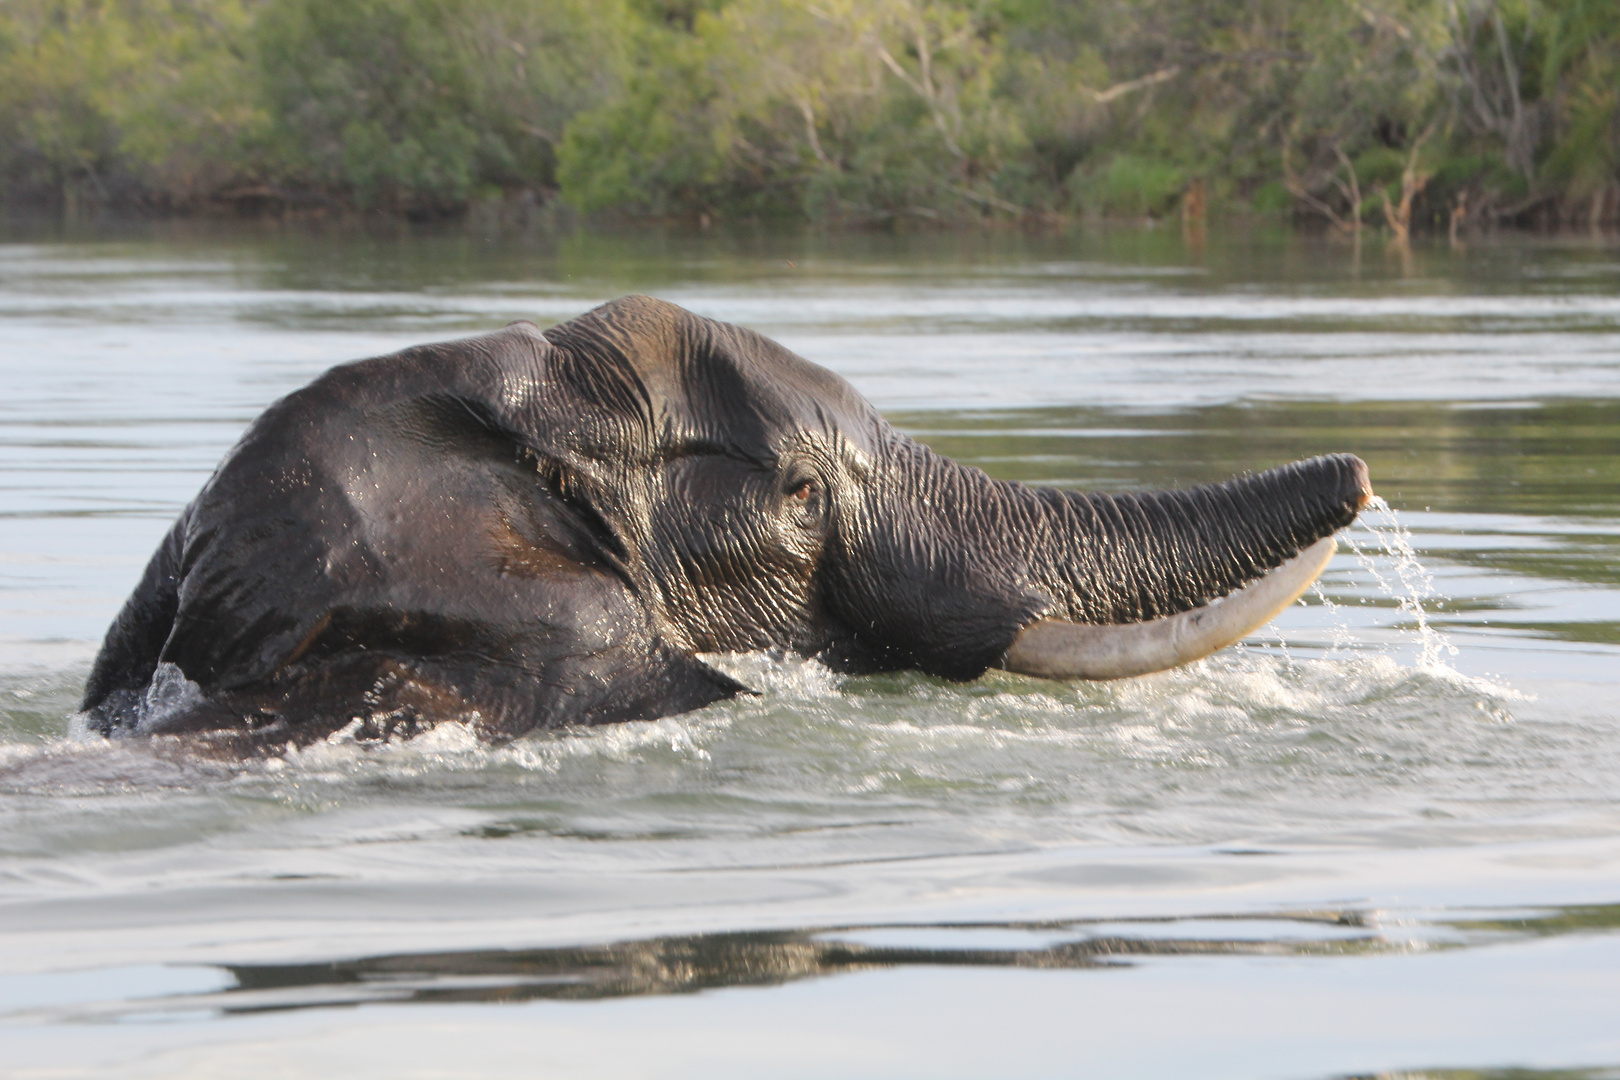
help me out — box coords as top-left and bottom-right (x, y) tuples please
(1001, 452), (1370, 679)
(828, 440), (1370, 681)
(1023, 452), (1371, 625)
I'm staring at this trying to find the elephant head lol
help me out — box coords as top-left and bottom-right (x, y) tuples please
(82, 295), (1371, 746)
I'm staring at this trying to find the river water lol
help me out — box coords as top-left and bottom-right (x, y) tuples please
(2, 221), (1618, 1078)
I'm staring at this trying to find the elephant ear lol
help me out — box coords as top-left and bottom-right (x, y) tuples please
(84, 322), (749, 742)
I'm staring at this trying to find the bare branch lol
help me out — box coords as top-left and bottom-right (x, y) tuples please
(1491, 7), (1523, 129)
(1285, 176), (1353, 232)
(1382, 128), (1434, 244)
(950, 184), (1024, 214)
(1330, 144), (1363, 232)
(792, 95), (830, 165)
(867, 34), (966, 159)
(1077, 66), (1181, 104)
(1352, 1), (1412, 41)
(869, 39), (926, 99)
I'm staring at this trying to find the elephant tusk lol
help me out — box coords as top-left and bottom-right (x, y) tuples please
(1000, 536), (1340, 681)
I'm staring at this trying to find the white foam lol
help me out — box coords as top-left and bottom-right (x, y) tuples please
(701, 650), (844, 698)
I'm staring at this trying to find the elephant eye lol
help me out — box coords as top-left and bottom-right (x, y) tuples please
(789, 480), (814, 501)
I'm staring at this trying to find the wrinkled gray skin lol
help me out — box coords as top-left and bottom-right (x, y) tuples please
(82, 296), (1369, 749)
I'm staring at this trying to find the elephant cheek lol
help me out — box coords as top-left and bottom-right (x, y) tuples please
(821, 549), (1046, 680)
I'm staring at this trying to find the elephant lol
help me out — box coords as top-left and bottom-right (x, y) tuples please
(81, 295), (1371, 749)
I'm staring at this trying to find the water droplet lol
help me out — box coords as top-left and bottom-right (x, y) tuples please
(1342, 496), (1459, 670)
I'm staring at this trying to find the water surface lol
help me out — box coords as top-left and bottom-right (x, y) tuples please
(2, 222), (1618, 1078)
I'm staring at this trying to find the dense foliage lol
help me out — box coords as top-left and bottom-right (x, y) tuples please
(2, 0), (1616, 228)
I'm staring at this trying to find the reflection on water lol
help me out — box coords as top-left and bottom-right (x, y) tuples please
(9, 903), (1610, 1022)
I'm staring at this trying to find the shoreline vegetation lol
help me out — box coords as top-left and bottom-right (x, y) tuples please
(1, 0), (1616, 235)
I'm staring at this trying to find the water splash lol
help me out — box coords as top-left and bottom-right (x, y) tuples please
(1343, 496), (1459, 669)
(1308, 580), (1357, 659)
(61, 661), (210, 741)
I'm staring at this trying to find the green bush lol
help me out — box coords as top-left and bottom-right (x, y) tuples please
(557, 22), (729, 216)
(1251, 180), (1293, 216)
(255, 0), (629, 213)
(0, 0), (262, 207)
(0, 0), (1615, 225)
(1072, 153), (1186, 219)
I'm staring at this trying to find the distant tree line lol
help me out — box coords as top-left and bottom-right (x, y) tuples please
(1, 0), (1615, 231)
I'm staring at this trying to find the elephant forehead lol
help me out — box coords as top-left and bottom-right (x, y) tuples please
(546, 295), (886, 461)
(672, 353), (882, 459)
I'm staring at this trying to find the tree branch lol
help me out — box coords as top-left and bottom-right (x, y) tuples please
(867, 34), (966, 159)
(792, 95), (830, 165)
(950, 184), (1024, 214)
(1077, 66), (1181, 104)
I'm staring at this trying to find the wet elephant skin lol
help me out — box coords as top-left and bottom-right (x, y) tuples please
(81, 296), (1369, 747)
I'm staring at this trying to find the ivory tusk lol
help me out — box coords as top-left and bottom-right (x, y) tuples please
(1000, 536), (1339, 680)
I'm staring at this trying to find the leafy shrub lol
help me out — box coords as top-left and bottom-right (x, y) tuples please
(1070, 154), (1186, 219)
(0, 0), (1615, 226)
(254, 0), (629, 213)
(0, 0), (262, 207)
